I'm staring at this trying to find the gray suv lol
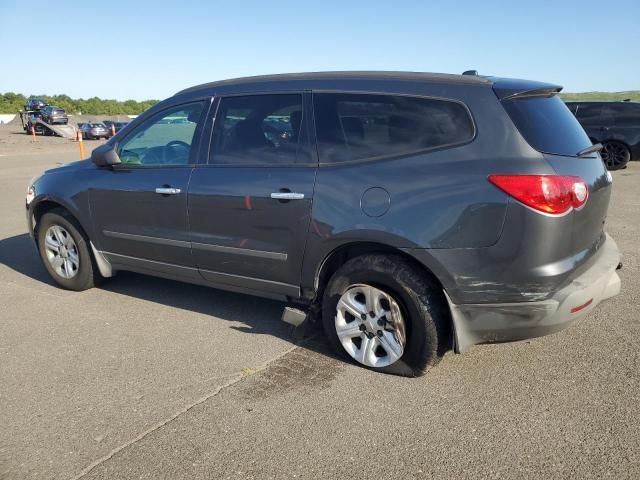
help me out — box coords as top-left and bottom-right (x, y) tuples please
(26, 72), (622, 376)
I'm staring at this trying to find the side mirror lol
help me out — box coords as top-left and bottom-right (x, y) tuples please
(91, 142), (121, 167)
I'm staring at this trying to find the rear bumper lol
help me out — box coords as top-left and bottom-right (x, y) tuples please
(448, 233), (621, 353)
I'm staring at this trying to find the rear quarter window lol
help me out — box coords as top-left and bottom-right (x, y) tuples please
(313, 93), (474, 163)
(502, 95), (592, 157)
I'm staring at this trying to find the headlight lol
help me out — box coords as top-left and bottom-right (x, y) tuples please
(26, 178), (38, 205)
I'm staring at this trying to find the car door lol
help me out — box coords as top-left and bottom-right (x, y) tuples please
(89, 100), (210, 277)
(613, 103), (640, 149)
(575, 103), (604, 141)
(188, 93), (317, 298)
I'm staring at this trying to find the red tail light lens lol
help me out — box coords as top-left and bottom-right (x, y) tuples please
(488, 174), (589, 214)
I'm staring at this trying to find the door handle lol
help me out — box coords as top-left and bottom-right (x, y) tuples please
(270, 192), (305, 200)
(155, 187), (181, 195)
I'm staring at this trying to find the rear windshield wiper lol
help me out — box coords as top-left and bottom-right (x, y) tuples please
(576, 143), (603, 157)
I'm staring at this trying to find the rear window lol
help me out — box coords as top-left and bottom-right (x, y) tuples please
(502, 95), (592, 157)
(314, 93), (474, 163)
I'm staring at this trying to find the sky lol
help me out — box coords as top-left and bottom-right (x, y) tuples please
(1, 0), (638, 101)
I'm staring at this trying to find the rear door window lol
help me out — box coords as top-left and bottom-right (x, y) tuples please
(210, 94), (306, 165)
(502, 95), (593, 157)
(313, 93), (474, 163)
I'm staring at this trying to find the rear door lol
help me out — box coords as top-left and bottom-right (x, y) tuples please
(188, 93), (316, 298)
(89, 100), (209, 273)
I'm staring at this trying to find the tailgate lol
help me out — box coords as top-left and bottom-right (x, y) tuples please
(500, 91), (612, 254)
(544, 152), (611, 253)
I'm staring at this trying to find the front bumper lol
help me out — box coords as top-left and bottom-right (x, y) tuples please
(448, 233), (621, 353)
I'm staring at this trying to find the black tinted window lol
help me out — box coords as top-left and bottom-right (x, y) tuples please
(565, 103), (578, 115)
(211, 94), (304, 165)
(614, 104), (640, 127)
(574, 103), (602, 125)
(503, 95), (592, 157)
(313, 93), (474, 163)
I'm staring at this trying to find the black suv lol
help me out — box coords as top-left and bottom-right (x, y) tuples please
(565, 101), (640, 170)
(40, 106), (69, 125)
(26, 72), (621, 376)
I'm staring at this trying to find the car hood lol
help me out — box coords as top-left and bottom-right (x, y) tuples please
(43, 158), (93, 175)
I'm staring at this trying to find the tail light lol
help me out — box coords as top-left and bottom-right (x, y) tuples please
(488, 174), (588, 214)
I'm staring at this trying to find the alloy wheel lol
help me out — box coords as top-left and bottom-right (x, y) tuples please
(44, 225), (80, 279)
(601, 142), (628, 169)
(335, 284), (406, 368)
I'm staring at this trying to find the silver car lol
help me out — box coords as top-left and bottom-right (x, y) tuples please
(78, 122), (109, 140)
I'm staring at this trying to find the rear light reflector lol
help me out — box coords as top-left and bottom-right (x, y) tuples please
(488, 174), (588, 214)
(570, 298), (593, 313)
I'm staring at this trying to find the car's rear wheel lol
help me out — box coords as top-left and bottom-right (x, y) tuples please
(321, 254), (450, 376)
(601, 141), (630, 170)
(37, 211), (100, 291)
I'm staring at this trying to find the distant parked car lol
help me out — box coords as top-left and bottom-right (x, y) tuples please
(78, 122), (109, 139)
(41, 106), (68, 125)
(565, 100), (640, 170)
(102, 120), (129, 136)
(24, 98), (48, 111)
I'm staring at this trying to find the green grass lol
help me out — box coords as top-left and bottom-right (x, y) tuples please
(560, 91), (640, 102)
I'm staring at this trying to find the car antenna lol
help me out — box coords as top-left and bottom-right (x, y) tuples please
(462, 70), (478, 76)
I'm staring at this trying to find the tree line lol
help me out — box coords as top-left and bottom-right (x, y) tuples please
(0, 92), (159, 115)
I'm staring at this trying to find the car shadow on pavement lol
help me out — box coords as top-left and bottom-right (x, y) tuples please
(0, 233), (58, 286)
(0, 233), (335, 358)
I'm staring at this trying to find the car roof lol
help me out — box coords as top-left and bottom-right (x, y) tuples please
(175, 70), (563, 102)
(176, 71), (491, 95)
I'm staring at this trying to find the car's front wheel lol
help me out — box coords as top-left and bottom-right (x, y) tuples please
(322, 254), (450, 376)
(37, 211), (100, 291)
(601, 140), (631, 170)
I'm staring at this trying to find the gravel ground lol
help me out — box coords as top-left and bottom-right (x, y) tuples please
(0, 128), (638, 479)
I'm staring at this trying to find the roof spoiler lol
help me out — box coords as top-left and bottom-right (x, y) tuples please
(491, 78), (563, 100)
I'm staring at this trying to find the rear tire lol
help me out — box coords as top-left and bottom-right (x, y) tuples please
(601, 140), (631, 170)
(37, 211), (101, 291)
(321, 254), (450, 376)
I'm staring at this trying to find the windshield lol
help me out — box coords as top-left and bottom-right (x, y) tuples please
(502, 95), (594, 157)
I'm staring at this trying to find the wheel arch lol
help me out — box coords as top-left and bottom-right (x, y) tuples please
(602, 138), (631, 147)
(313, 241), (448, 302)
(31, 198), (113, 278)
(31, 198), (89, 240)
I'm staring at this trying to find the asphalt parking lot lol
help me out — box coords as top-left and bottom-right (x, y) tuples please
(1, 134), (639, 479)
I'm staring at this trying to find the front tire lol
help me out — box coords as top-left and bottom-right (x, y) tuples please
(601, 140), (631, 170)
(37, 211), (100, 291)
(321, 254), (450, 376)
